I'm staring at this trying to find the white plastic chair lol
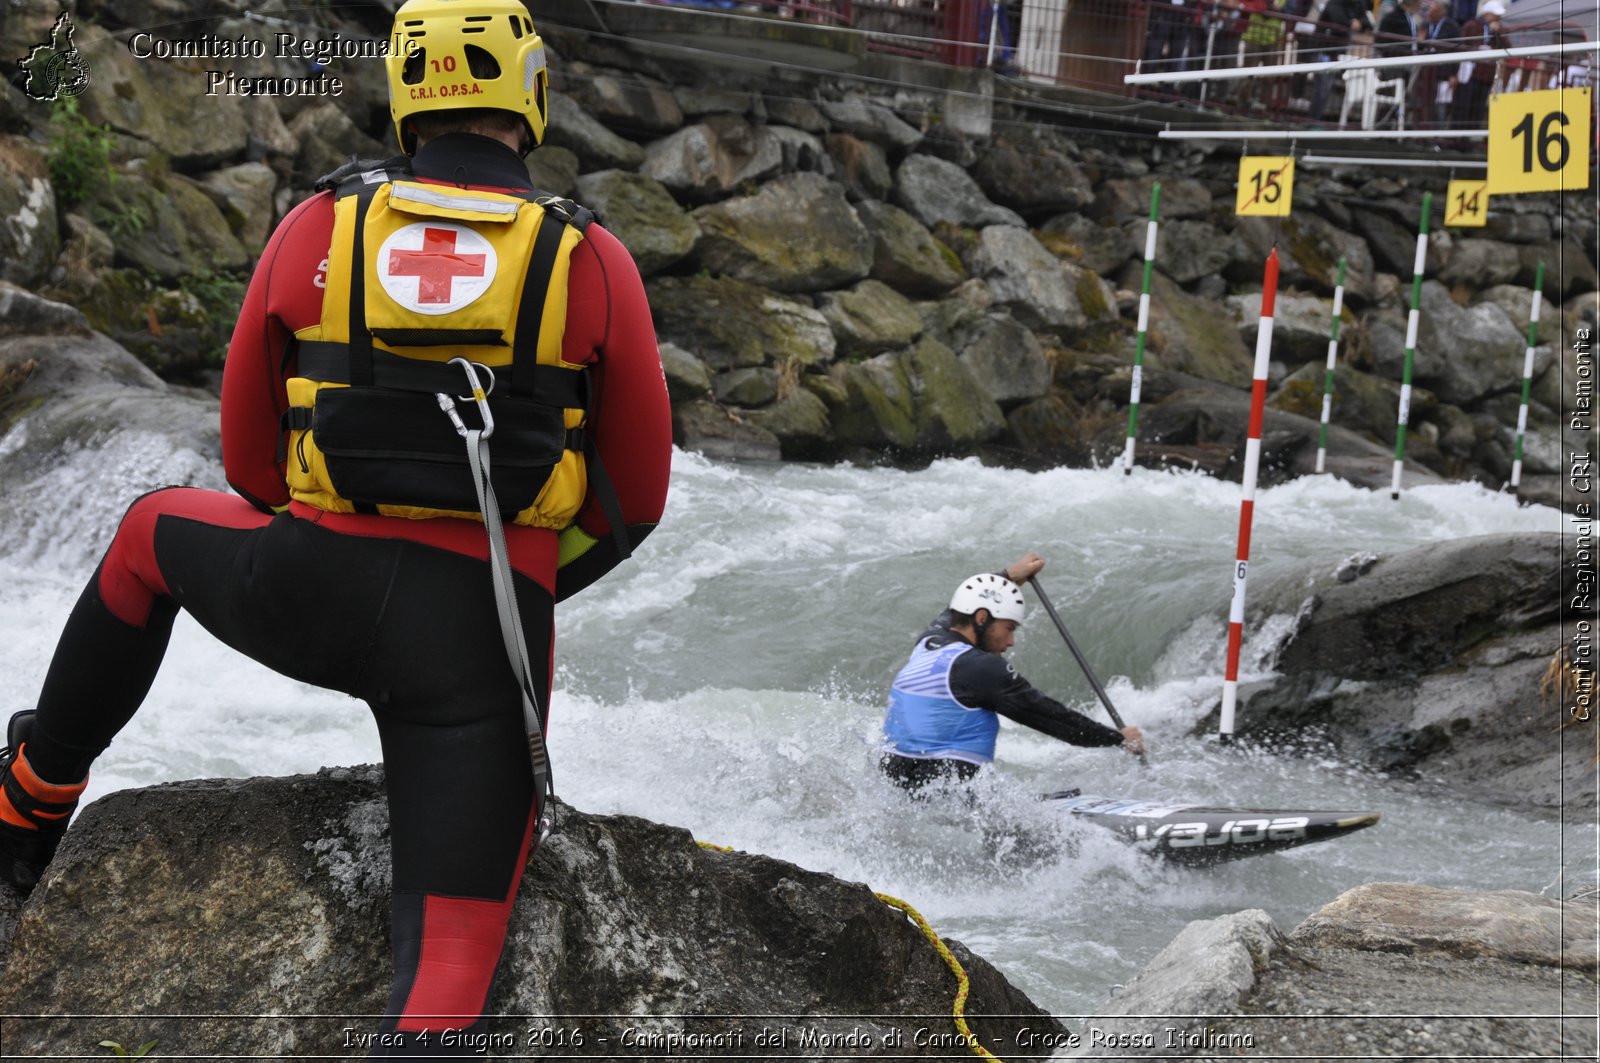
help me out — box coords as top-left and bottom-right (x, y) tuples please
(1339, 67), (1407, 130)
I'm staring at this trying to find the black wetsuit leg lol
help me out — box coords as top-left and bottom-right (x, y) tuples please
(28, 491), (545, 1054)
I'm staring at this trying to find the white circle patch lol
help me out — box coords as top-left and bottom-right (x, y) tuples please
(377, 222), (497, 316)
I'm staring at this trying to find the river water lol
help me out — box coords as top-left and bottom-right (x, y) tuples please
(0, 440), (1590, 1018)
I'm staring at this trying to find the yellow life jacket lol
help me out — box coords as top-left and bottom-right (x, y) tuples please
(283, 164), (596, 529)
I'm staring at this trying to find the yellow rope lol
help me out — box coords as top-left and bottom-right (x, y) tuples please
(695, 840), (1003, 1063)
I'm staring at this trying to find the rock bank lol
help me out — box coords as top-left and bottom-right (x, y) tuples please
(1067, 882), (1597, 1059)
(1206, 532), (1594, 809)
(0, 767), (1062, 1058)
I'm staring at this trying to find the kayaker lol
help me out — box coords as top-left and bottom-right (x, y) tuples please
(880, 553), (1145, 791)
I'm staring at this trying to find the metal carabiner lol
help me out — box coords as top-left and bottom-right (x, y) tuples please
(435, 358), (497, 441)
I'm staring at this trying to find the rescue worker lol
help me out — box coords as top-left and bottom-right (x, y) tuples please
(0, 0), (672, 1054)
(879, 554), (1145, 791)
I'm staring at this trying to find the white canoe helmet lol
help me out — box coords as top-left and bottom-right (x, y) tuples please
(950, 573), (1026, 624)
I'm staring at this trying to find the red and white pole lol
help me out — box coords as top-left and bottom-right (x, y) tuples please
(1220, 248), (1280, 741)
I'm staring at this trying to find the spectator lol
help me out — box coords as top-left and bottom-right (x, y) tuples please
(1233, 0), (1288, 111)
(1144, 0), (1204, 85)
(1376, 0), (1423, 86)
(1310, 0), (1377, 121)
(1414, 0), (1462, 129)
(1452, 0), (1509, 131)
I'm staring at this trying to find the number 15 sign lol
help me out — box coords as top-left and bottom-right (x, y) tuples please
(1236, 156), (1295, 217)
(1488, 87), (1592, 195)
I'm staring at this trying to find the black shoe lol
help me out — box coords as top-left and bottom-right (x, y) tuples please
(0, 711), (83, 895)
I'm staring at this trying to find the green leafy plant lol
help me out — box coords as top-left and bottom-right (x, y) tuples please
(98, 1039), (158, 1057)
(93, 200), (148, 240)
(46, 97), (118, 210)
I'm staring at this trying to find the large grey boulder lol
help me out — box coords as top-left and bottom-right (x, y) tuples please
(0, 135), (59, 289)
(970, 226), (1114, 337)
(1216, 533), (1589, 808)
(856, 200), (966, 297)
(825, 336), (1006, 451)
(195, 161), (279, 255)
(74, 24), (248, 169)
(1124, 268), (1252, 388)
(952, 314), (1050, 407)
(1151, 219), (1231, 285)
(744, 387), (837, 460)
(84, 169), (250, 282)
(1269, 362), (1430, 448)
(560, 67), (684, 138)
(692, 173), (873, 293)
(648, 275), (836, 371)
(1228, 290), (1345, 368)
(1438, 237), (1524, 289)
(817, 279), (924, 357)
(674, 398), (782, 462)
(575, 169), (699, 276)
(285, 103), (387, 186)
(1409, 281), (1527, 405)
(893, 154), (1025, 230)
(642, 117), (808, 202)
(545, 93), (647, 173)
(818, 94), (922, 153)
(1068, 884), (1597, 1058)
(969, 127), (1093, 217)
(0, 769), (1063, 1056)
(1228, 214), (1377, 306)
(1040, 214), (1139, 278)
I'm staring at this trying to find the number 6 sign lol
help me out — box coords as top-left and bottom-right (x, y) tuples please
(1488, 87), (1592, 195)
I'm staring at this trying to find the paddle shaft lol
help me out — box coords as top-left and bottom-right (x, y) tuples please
(1026, 577), (1127, 730)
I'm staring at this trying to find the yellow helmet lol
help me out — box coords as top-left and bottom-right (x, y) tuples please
(386, 0), (550, 154)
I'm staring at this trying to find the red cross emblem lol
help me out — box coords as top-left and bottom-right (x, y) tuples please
(387, 226), (486, 303)
(378, 222), (497, 315)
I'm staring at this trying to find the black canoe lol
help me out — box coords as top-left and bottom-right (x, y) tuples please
(1042, 791), (1381, 865)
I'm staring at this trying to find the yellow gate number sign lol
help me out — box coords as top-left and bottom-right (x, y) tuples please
(1236, 156), (1295, 217)
(1488, 87), (1592, 194)
(1444, 179), (1489, 227)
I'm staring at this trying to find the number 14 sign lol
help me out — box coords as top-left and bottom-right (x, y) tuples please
(1488, 87), (1592, 195)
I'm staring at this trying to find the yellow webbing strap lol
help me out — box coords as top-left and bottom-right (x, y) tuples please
(695, 840), (1002, 1063)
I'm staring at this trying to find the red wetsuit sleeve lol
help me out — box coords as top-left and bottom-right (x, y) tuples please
(554, 224), (672, 601)
(220, 193), (334, 513)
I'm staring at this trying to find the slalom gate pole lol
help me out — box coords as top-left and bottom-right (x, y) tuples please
(1314, 256), (1347, 475)
(1392, 191), (1431, 501)
(1220, 247), (1279, 742)
(1511, 260), (1545, 491)
(1123, 181), (1162, 475)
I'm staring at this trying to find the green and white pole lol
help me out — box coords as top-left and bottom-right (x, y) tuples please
(1123, 181), (1162, 475)
(1510, 260), (1545, 491)
(1314, 255), (1348, 475)
(1391, 192), (1430, 501)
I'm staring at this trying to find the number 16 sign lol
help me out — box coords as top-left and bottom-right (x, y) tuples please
(1488, 87), (1592, 195)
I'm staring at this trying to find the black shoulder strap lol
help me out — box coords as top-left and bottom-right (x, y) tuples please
(346, 185), (380, 388)
(510, 205), (570, 399)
